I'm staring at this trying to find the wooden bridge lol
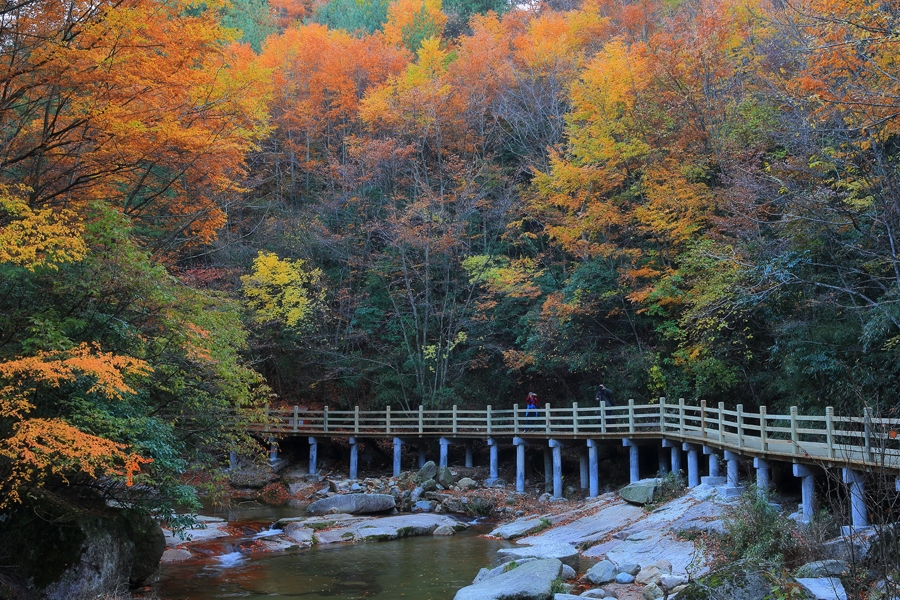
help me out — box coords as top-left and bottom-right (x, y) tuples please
(248, 399), (900, 529)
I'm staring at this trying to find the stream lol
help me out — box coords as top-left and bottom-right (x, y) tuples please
(151, 502), (513, 599)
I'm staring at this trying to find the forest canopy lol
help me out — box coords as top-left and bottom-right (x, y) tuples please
(1, 0), (899, 518)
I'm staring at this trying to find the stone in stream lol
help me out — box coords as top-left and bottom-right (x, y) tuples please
(306, 493), (396, 515)
(489, 517), (553, 540)
(496, 542), (580, 569)
(454, 558), (563, 600)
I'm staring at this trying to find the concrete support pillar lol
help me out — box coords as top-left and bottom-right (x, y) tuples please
(513, 437), (526, 493)
(587, 440), (600, 498)
(722, 450), (745, 497)
(392, 437), (404, 477)
(418, 444), (427, 469)
(439, 437), (451, 468)
(487, 438), (499, 485)
(465, 441), (474, 468)
(793, 463), (816, 523)
(308, 437), (319, 475)
(543, 448), (552, 486)
(229, 450), (238, 471)
(702, 446), (725, 485)
(349, 437), (358, 480)
(549, 439), (564, 498)
(623, 439), (640, 483)
(662, 439), (681, 476)
(657, 447), (669, 476)
(754, 458), (770, 496)
(579, 448), (589, 490)
(843, 468), (869, 529)
(683, 443), (700, 487)
(269, 438), (278, 463)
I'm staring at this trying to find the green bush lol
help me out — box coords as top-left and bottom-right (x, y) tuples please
(721, 487), (834, 568)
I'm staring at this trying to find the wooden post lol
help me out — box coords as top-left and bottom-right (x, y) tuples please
(453, 405), (458, 435)
(826, 406), (834, 459)
(573, 402), (579, 435)
(600, 401), (607, 434)
(385, 406), (390, 435)
(864, 407), (873, 463)
(355, 405), (360, 435)
(418, 405), (423, 435)
(679, 398), (686, 433)
(790, 406), (799, 455)
(487, 404), (492, 435)
(701, 400), (707, 440)
(718, 402), (725, 443)
(293, 405), (299, 432)
(660, 397), (667, 433)
(628, 399), (635, 434)
(737, 404), (744, 448)
(545, 403), (551, 434)
(760, 405), (768, 452)
(324, 406), (329, 434)
(513, 403), (520, 434)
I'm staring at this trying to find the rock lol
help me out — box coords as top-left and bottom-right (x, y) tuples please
(636, 565), (664, 585)
(618, 479), (661, 505)
(615, 572), (635, 584)
(228, 466), (277, 488)
(677, 561), (786, 600)
(617, 562), (641, 576)
(454, 558), (563, 600)
(457, 477), (477, 490)
(497, 542), (580, 569)
(307, 493), (396, 515)
(660, 575), (688, 589)
(433, 525), (455, 536)
(795, 560), (849, 578)
(475, 559), (538, 583)
(416, 461), (438, 483)
(413, 500), (435, 512)
(796, 577), (847, 600)
(580, 590), (609, 598)
(584, 560), (617, 584)
(489, 517), (552, 540)
(161, 549), (193, 562)
(311, 513), (462, 545)
(438, 466), (458, 487)
(562, 564), (577, 580)
(410, 487), (425, 502)
(124, 512), (166, 586)
(282, 523), (315, 545)
(421, 479), (438, 492)
(555, 595), (583, 600)
(643, 583), (663, 600)
(539, 492), (553, 503)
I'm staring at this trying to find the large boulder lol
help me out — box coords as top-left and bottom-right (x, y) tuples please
(123, 511), (166, 585)
(584, 559), (617, 584)
(676, 561), (814, 600)
(795, 578), (847, 600)
(454, 558), (563, 600)
(619, 479), (661, 505)
(307, 493), (396, 515)
(416, 461), (438, 483)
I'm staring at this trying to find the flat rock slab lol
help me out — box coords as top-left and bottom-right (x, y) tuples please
(310, 513), (463, 545)
(163, 522), (230, 546)
(454, 558), (563, 600)
(592, 528), (706, 578)
(796, 577), (848, 600)
(307, 493), (396, 515)
(521, 502), (645, 546)
(489, 517), (551, 540)
(497, 542), (580, 569)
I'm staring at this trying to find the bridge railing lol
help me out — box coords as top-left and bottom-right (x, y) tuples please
(244, 399), (900, 469)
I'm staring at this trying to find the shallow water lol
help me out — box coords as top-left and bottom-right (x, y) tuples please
(153, 505), (511, 600)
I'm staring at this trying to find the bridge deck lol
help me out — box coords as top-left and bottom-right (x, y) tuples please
(241, 399), (900, 472)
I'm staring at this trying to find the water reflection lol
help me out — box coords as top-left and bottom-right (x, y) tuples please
(155, 522), (510, 600)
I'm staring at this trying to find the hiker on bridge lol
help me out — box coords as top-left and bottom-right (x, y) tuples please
(525, 392), (539, 431)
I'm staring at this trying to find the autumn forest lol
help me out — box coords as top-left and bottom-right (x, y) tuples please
(1, 0), (899, 550)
